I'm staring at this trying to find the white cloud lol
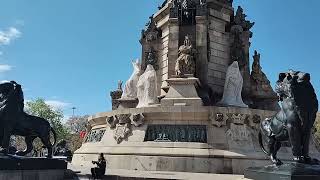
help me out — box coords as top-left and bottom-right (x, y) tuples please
(0, 80), (9, 83)
(0, 27), (21, 45)
(0, 64), (12, 73)
(45, 100), (71, 110)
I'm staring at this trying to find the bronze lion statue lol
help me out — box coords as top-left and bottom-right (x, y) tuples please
(259, 70), (318, 165)
(0, 81), (56, 158)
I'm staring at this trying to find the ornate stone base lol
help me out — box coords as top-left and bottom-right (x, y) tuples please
(161, 77), (203, 106)
(72, 106), (320, 175)
(118, 98), (139, 109)
(245, 163), (320, 180)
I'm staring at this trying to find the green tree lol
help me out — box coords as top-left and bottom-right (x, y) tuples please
(25, 98), (70, 141)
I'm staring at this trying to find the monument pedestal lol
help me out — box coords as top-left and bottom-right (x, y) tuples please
(0, 156), (67, 180)
(118, 98), (138, 109)
(245, 163), (320, 180)
(161, 77), (203, 106)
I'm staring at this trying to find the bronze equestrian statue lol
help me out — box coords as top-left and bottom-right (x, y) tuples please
(0, 81), (57, 158)
(259, 70), (318, 165)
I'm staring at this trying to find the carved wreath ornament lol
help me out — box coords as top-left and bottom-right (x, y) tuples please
(106, 113), (145, 144)
(210, 112), (262, 128)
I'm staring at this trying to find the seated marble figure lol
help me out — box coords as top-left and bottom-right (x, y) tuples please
(136, 64), (158, 108)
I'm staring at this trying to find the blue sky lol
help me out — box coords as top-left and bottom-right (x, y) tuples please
(0, 0), (319, 118)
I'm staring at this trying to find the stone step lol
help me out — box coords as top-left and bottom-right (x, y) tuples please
(67, 164), (247, 180)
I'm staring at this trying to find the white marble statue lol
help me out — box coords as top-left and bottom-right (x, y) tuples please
(136, 64), (158, 108)
(121, 59), (142, 99)
(218, 61), (248, 108)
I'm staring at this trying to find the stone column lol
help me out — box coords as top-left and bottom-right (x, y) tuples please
(160, 17), (179, 96)
(241, 31), (252, 98)
(167, 18), (179, 79)
(195, 16), (208, 86)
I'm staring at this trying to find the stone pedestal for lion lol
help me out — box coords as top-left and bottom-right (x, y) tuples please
(0, 156), (67, 180)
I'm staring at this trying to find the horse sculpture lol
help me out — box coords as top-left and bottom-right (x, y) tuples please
(259, 70), (318, 165)
(0, 81), (56, 158)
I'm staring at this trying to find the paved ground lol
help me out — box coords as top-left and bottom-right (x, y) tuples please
(67, 164), (248, 180)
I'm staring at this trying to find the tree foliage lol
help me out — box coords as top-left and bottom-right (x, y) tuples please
(13, 98), (71, 155)
(26, 98), (70, 141)
(65, 115), (89, 153)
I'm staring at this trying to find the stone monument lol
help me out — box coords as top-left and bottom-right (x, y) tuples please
(161, 35), (203, 106)
(72, 0), (320, 176)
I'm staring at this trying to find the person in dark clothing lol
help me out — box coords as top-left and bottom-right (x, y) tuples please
(91, 153), (106, 179)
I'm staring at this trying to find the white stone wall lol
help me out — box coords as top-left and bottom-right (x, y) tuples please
(208, 8), (231, 94)
(158, 25), (169, 94)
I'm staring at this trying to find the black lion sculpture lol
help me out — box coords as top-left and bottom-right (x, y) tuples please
(259, 70), (318, 165)
(0, 81), (57, 158)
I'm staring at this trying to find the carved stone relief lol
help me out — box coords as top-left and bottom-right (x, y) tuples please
(233, 6), (254, 32)
(210, 110), (265, 131)
(113, 123), (131, 144)
(228, 113), (248, 125)
(226, 123), (250, 142)
(210, 112), (227, 127)
(107, 116), (118, 129)
(248, 114), (261, 129)
(252, 114), (261, 124)
(131, 113), (145, 127)
(251, 50), (274, 93)
(107, 113), (145, 144)
(116, 114), (132, 124)
(142, 16), (161, 43)
(110, 80), (123, 110)
(144, 48), (158, 70)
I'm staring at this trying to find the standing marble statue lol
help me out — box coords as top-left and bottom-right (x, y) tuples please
(218, 61), (248, 107)
(121, 60), (142, 99)
(136, 64), (158, 108)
